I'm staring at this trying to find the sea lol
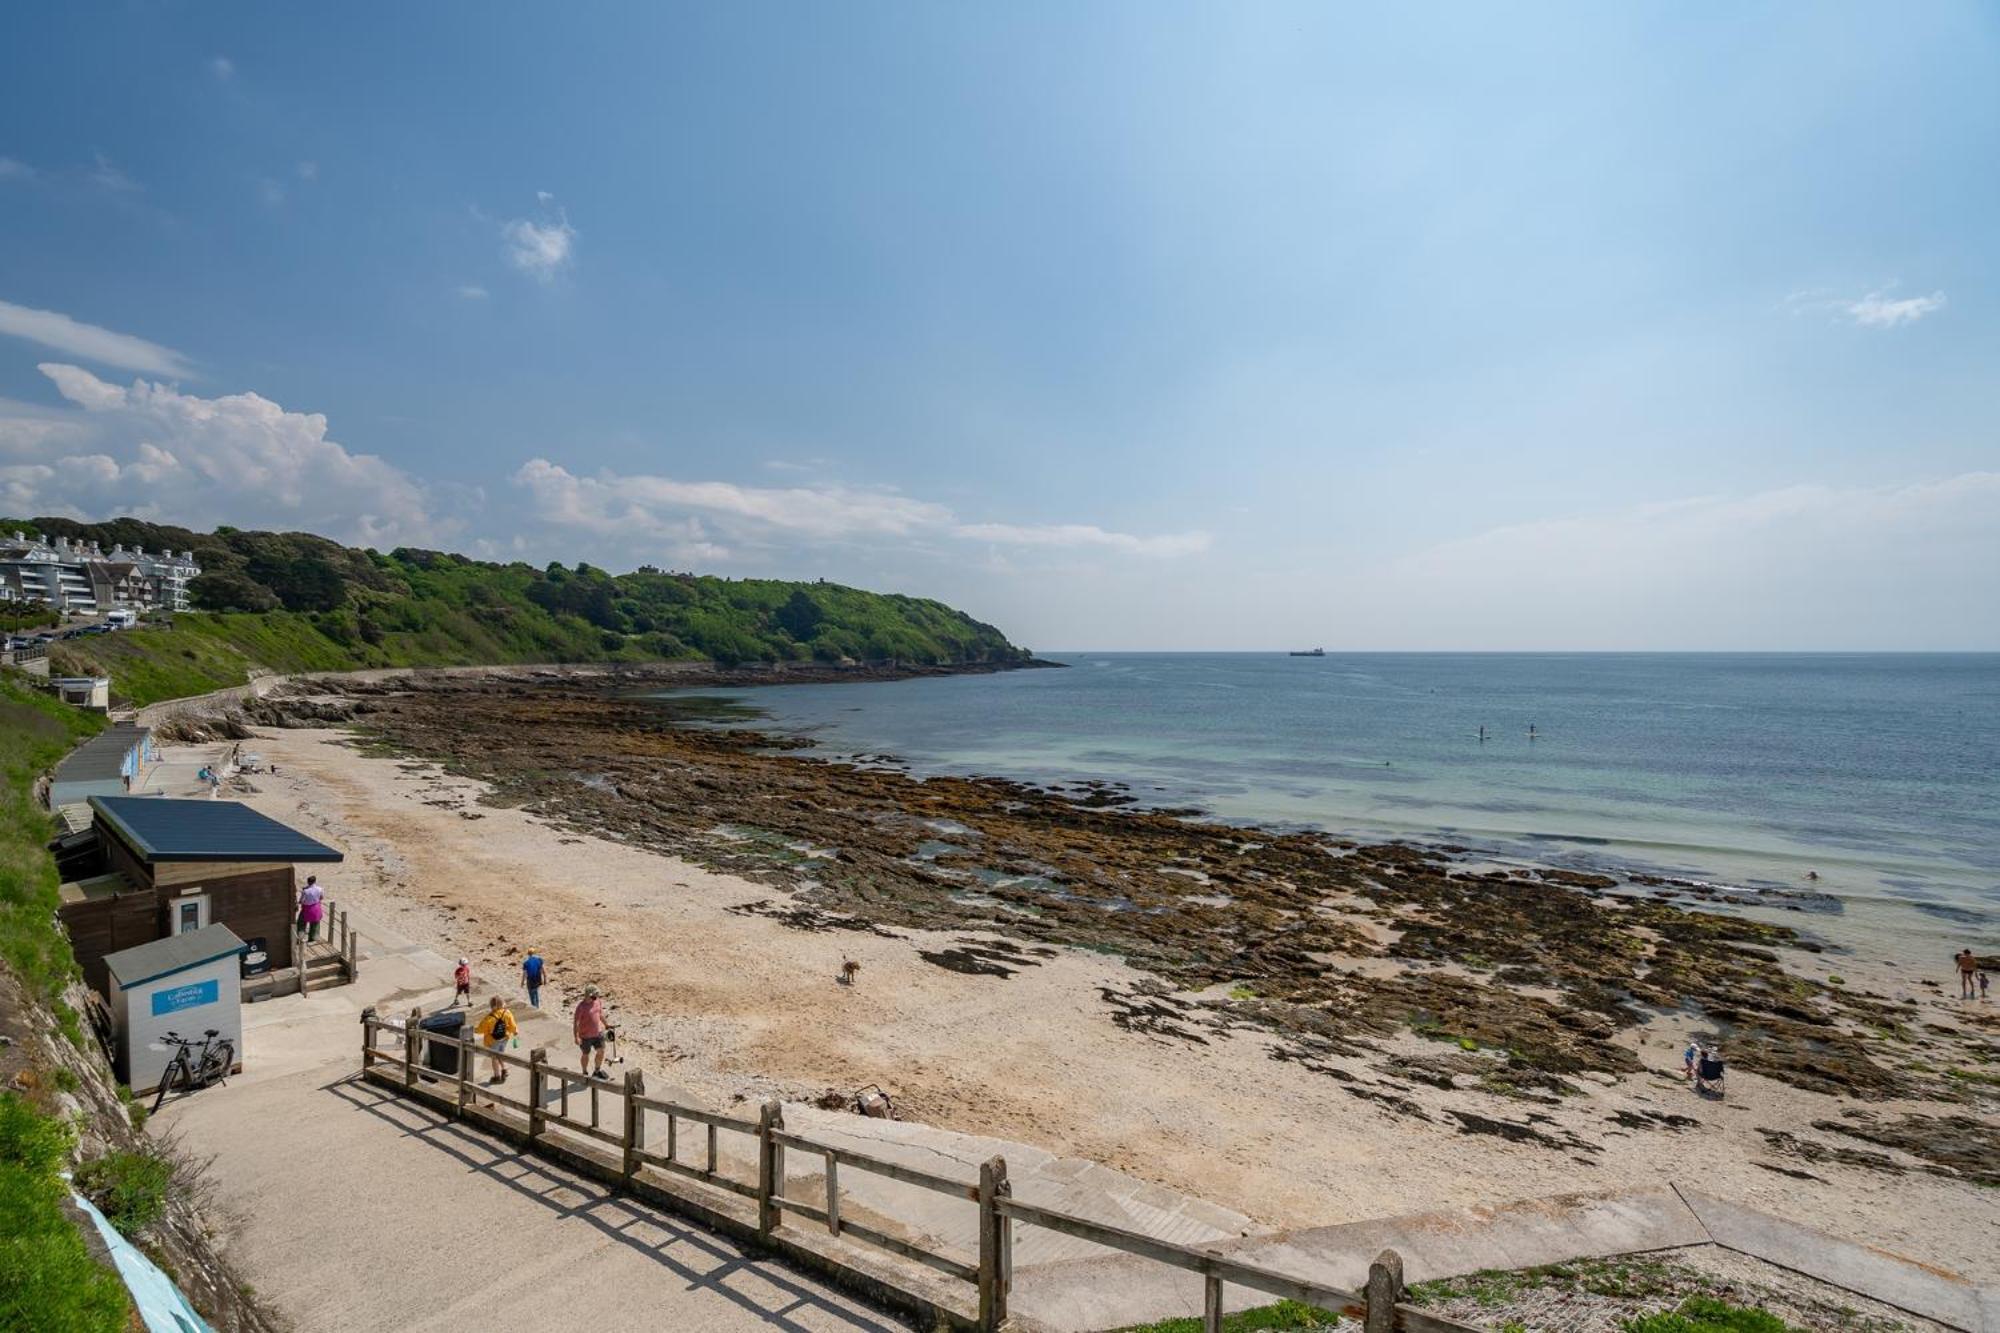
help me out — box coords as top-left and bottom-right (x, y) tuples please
(655, 653), (2000, 957)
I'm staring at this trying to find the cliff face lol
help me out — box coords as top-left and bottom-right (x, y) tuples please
(0, 962), (279, 1332)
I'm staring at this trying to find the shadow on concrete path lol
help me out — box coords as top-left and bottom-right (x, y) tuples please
(322, 1074), (913, 1333)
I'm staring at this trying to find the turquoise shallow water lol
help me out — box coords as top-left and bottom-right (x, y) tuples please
(654, 653), (2000, 950)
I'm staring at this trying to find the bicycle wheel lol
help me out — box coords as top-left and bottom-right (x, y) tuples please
(152, 1054), (188, 1112)
(196, 1040), (235, 1087)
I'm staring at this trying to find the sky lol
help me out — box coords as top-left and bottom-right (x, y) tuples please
(1, 3), (1996, 651)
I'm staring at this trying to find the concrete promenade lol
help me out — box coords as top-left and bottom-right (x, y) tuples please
(156, 912), (916, 1332)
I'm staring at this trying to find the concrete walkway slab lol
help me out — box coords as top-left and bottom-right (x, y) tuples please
(1679, 1190), (1987, 1332)
(1008, 1185), (1708, 1332)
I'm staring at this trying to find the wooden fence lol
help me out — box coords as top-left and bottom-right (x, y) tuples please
(360, 1008), (1482, 1333)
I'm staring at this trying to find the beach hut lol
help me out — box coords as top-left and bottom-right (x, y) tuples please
(58, 796), (342, 995)
(101, 924), (246, 1095)
(47, 721), (153, 808)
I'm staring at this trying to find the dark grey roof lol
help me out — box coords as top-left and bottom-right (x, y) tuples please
(90, 796), (344, 864)
(104, 924), (246, 989)
(53, 723), (147, 784)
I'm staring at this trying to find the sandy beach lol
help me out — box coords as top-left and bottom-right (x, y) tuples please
(194, 697), (2000, 1288)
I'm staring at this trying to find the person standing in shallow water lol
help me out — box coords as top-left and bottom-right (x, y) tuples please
(1957, 948), (1979, 999)
(522, 948), (545, 1008)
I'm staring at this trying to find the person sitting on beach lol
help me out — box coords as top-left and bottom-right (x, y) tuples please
(573, 984), (609, 1081)
(1957, 948), (1979, 999)
(475, 996), (516, 1085)
(1694, 1046), (1726, 1097)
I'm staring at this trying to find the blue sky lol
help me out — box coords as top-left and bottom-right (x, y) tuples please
(2, 2), (1996, 649)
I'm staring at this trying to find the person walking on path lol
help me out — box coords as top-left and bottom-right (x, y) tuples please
(1957, 948), (1979, 999)
(474, 996), (516, 1084)
(521, 948), (546, 1008)
(297, 875), (326, 943)
(574, 984), (610, 1080)
(452, 957), (472, 1006)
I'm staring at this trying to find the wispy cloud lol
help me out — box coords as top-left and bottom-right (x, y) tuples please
(458, 284), (489, 300)
(87, 152), (141, 194)
(513, 460), (1209, 563)
(501, 196), (576, 282)
(208, 55), (235, 80)
(1789, 285), (1947, 329)
(954, 521), (1212, 558)
(296, 160), (318, 181)
(258, 178), (286, 209)
(0, 157), (34, 182)
(0, 299), (193, 377)
(1842, 289), (1946, 328)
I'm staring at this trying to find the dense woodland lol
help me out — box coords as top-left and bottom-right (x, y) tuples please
(5, 517), (1027, 705)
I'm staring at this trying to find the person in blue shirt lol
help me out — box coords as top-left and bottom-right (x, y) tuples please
(521, 948), (546, 1009)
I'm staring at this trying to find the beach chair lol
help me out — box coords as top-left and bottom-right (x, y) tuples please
(1695, 1052), (1726, 1097)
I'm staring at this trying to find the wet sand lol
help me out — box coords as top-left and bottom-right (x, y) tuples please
(201, 682), (2000, 1284)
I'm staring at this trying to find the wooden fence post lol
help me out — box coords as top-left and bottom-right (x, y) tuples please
(454, 1029), (472, 1114)
(978, 1155), (1010, 1331)
(757, 1099), (784, 1234)
(1365, 1248), (1403, 1333)
(1203, 1272), (1224, 1333)
(622, 1071), (645, 1178)
(527, 1048), (547, 1141)
(360, 1006), (376, 1068)
(344, 913), (357, 980)
(299, 929), (313, 996)
(403, 1006), (421, 1086)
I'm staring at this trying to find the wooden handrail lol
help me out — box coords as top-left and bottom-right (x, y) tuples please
(997, 1194), (1364, 1310)
(356, 1011), (1485, 1333)
(768, 1131), (980, 1201)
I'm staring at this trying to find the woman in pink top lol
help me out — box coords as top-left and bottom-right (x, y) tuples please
(573, 984), (609, 1080)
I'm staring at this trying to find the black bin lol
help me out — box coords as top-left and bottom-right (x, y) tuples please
(418, 1009), (466, 1076)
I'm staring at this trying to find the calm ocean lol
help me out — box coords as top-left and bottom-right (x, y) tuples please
(658, 654), (2000, 951)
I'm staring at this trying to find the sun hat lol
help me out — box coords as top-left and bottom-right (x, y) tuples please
(458, 957), (468, 966)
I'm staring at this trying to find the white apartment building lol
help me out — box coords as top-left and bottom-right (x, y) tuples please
(0, 532), (201, 614)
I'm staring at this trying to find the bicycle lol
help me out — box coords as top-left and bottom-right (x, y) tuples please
(152, 1028), (235, 1111)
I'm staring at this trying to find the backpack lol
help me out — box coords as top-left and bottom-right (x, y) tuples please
(490, 1012), (510, 1043)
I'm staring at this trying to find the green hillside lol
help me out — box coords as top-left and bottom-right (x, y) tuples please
(7, 517), (1028, 707)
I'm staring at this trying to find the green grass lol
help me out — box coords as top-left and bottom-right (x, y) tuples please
(73, 1149), (174, 1238)
(1622, 1296), (1799, 1333)
(0, 676), (104, 1040)
(0, 1094), (131, 1331)
(1115, 1299), (1344, 1332)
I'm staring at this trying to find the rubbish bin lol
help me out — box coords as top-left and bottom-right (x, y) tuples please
(418, 1009), (466, 1076)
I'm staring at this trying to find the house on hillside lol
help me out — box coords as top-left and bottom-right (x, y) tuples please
(57, 796), (343, 995)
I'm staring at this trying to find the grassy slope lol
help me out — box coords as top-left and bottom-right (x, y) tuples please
(0, 675), (127, 1329)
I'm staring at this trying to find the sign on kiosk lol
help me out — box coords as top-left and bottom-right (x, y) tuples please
(151, 979), (220, 1016)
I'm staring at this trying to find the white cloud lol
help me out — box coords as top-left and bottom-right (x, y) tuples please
(0, 157), (33, 181)
(513, 460), (1209, 564)
(258, 178), (286, 208)
(1843, 290), (1946, 328)
(954, 521), (1212, 558)
(88, 152), (141, 194)
(0, 299), (194, 377)
(458, 284), (489, 300)
(0, 364), (446, 548)
(1789, 286), (1947, 329)
(208, 55), (235, 80)
(296, 160), (318, 181)
(501, 200), (576, 281)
